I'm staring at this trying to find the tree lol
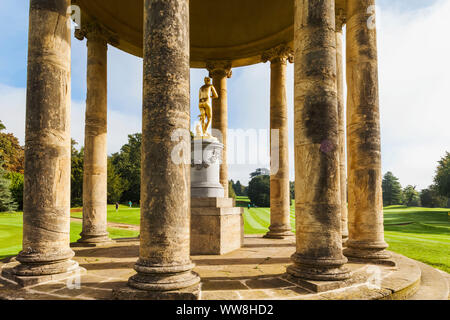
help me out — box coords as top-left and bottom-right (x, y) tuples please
(248, 175), (270, 207)
(0, 122), (24, 174)
(107, 157), (125, 204)
(5, 171), (24, 211)
(0, 161), (18, 212)
(403, 185), (421, 207)
(434, 152), (450, 198)
(111, 133), (142, 203)
(420, 185), (447, 208)
(71, 139), (84, 207)
(249, 168), (270, 179)
(228, 181), (236, 200)
(232, 180), (244, 196)
(290, 181), (295, 202)
(382, 172), (403, 206)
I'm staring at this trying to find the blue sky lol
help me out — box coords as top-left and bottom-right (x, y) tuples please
(0, 0), (448, 188)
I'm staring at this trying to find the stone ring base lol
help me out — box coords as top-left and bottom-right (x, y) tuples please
(112, 283), (201, 300)
(2, 260), (86, 288)
(264, 228), (295, 240)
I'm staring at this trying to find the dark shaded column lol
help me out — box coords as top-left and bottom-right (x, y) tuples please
(121, 0), (200, 298)
(7, 0), (80, 284)
(344, 0), (390, 262)
(262, 45), (294, 239)
(207, 61), (232, 198)
(287, 0), (350, 281)
(77, 24), (110, 245)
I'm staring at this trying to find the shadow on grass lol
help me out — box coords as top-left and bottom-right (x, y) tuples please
(384, 208), (449, 236)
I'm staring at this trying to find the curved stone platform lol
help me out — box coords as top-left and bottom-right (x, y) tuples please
(0, 236), (447, 300)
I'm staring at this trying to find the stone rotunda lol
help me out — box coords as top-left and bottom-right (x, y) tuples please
(1, 0), (448, 300)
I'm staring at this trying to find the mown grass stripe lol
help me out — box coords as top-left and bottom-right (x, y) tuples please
(243, 209), (267, 233)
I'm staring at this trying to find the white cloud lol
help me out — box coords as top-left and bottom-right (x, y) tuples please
(0, 84), (141, 156)
(0, 84), (26, 144)
(377, 0), (450, 189)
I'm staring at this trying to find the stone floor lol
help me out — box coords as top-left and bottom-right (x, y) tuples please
(0, 236), (432, 300)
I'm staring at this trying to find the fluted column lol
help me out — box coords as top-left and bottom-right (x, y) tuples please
(207, 61), (232, 198)
(336, 10), (349, 244)
(76, 24), (110, 245)
(344, 0), (390, 261)
(123, 0), (200, 298)
(7, 0), (80, 284)
(262, 45), (294, 239)
(287, 0), (350, 281)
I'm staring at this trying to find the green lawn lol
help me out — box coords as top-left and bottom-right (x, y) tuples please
(242, 203), (450, 273)
(0, 211), (139, 261)
(1, 202), (449, 273)
(71, 205), (141, 226)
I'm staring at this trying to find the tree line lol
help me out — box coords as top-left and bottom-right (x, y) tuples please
(1, 118), (449, 211)
(382, 153), (450, 208)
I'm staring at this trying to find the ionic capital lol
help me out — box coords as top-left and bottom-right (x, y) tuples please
(336, 8), (346, 32)
(206, 60), (232, 79)
(75, 21), (119, 46)
(261, 44), (294, 64)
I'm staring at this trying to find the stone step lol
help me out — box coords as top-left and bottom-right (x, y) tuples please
(408, 262), (449, 300)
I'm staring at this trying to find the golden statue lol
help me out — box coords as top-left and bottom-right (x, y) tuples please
(198, 77), (218, 138)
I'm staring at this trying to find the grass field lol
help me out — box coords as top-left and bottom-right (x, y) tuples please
(1, 202), (449, 273)
(0, 211), (139, 261)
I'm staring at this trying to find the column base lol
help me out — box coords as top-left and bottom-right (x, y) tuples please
(112, 283), (201, 300)
(127, 260), (201, 292)
(344, 240), (394, 265)
(74, 232), (113, 247)
(286, 253), (351, 282)
(1, 259), (84, 288)
(264, 227), (294, 239)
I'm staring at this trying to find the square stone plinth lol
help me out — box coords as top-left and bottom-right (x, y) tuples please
(191, 197), (244, 255)
(112, 284), (201, 300)
(1, 262), (87, 288)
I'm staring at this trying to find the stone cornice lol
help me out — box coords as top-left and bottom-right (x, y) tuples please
(206, 60), (232, 79)
(261, 44), (294, 64)
(75, 21), (119, 46)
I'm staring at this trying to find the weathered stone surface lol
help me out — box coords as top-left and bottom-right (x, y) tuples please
(9, 0), (81, 285)
(113, 283), (201, 300)
(191, 197), (244, 255)
(263, 45), (294, 240)
(345, 0), (390, 261)
(126, 0), (200, 295)
(289, 0), (349, 281)
(78, 25), (110, 245)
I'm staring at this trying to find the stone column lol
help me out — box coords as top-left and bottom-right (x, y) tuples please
(336, 10), (349, 244)
(344, 0), (390, 261)
(287, 0), (350, 282)
(7, 0), (80, 284)
(119, 0), (200, 299)
(262, 45), (294, 239)
(207, 61), (232, 198)
(76, 25), (110, 245)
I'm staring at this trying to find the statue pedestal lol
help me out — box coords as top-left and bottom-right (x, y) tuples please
(190, 139), (243, 255)
(191, 198), (244, 255)
(191, 138), (224, 198)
